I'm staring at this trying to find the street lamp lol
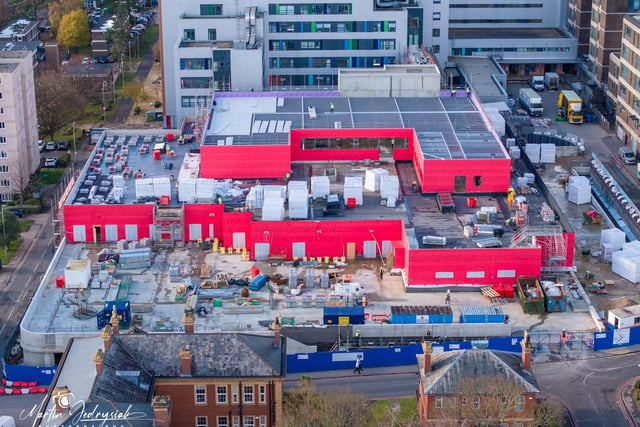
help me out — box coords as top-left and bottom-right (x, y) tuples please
(72, 121), (77, 167)
(121, 53), (125, 89)
(101, 80), (107, 121)
(128, 40), (132, 71)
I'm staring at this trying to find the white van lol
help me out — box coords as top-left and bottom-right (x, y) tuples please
(0, 416), (16, 427)
(619, 146), (637, 165)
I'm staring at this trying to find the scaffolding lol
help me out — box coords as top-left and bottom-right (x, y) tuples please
(510, 225), (570, 271)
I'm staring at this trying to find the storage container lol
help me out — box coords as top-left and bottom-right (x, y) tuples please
(460, 306), (506, 323)
(323, 306), (365, 325)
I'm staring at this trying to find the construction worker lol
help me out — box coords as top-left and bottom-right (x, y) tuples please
(354, 329), (360, 339)
(445, 289), (451, 304)
(390, 138), (395, 149)
(465, 87), (470, 97)
(379, 267), (384, 280)
(451, 88), (457, 97)
(330, 102), (335, 112)
(361, 295), (367, 307)
(561, 329), (568, 345)
(218, 195), (223, 205)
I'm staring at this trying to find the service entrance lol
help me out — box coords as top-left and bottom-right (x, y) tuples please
(454, 176), (466, 193)
(93, 225), (102, 243)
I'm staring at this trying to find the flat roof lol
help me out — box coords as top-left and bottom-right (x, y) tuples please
(452, 57), (507, 99)
(205, 93), (506, 160)
(449, 27), (570, 40)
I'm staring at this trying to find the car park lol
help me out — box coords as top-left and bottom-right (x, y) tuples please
(45, 141), (57, 151)
(57, 140), (69, 150)
(44, 157), (58, 168)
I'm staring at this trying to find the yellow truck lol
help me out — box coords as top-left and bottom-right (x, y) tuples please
(556, 90), (583, 124)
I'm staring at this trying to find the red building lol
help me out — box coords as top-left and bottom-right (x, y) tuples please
(62, 93), (573, 288)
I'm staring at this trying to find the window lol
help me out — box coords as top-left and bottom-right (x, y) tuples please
(195, 385), (207, 404)
(217, 385), (227, 404)
(243, 385), (254, 404)
(432, 45), (440, 53)
(259, 385), (266, 404)
(208, 29), (217, 41)
(184, 29), (195, 41)
(0, 122), (5, 129)
(0, 107), (4, 114)
(200, 4), (222, 16)
(217, 417), (228, 427)
(0, 151), (8, 159)
(232, 416), (239, 427)
(432, 12), (441, 20)
(0, 165), (8, 172)
(0, 180), (9, 187)
(474, 176), (482, 186)
(515, 396), (525, 411)
(243, 417), (254, 427)
(466, 271), (485, 278)
(232, 385), (239, 403)
(0, 137), (5, 144)
(435, 396), (443, 408)
(196, 417), (207, 427)
(472, 396), (480, 409)
(180, 58), (212, 70)
(258, 416), (266, 427)
(497, 270), (516, 278)
(432, 28), (440, 37)
(435, 272), (453, 278)
(461, 396), (467, 406)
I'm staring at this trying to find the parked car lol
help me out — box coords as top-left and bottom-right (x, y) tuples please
(81, 57), (90, 64)
(98, 56), (107, 64)
(38, 140), (45, 152)
(8, 208), (24, 218)
(45, 141), (57, 151)
(57, 140), (69, 150)
(43, 157), (58, 168)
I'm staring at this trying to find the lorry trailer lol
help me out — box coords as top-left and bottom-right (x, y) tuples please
(519, 88), (544, 117)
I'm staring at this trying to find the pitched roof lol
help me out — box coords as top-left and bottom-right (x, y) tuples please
(417, 349), (539, 395)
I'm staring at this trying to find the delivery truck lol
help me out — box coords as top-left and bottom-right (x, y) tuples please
(556, 90), (583, 124)
(519, 88), (544, 117)
(529, 75), (544, 91)
(544, 72), (559, 90)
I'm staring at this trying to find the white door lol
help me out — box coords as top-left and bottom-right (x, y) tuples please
(381, 240), (392, 257)
(73, 225), (86, 242)
(292, 242), (305, 258)
(363, 240), (377, 258)
(105, 224), (118, 241)
(125, 224), (138, 241)
(254, 243), (270, 261)
(208, 224), (214, 240)
(189, 223), (202, 241)
(149, 224), (155, 240)
(233, 232), (246, 248)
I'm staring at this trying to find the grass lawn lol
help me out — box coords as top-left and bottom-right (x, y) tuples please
(38, 169), (65, 185)
(368, 397), (417, 426)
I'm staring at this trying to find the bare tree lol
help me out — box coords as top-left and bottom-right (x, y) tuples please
(283, 377), (370, 427)
(533, 398), (565, 427)
(35, 72), (85, 141)
(8, 154), (30, 205)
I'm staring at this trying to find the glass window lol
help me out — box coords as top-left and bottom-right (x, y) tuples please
(184, 29), (195, 41)
(472, 396), (480, 409)
(259, 416), (266, 427)
(243, 385), (254, 404)
(0, 180), (9, 187)
(432, 28), (440, 37)
(208, 29), (217, 41)
(435, 396), (443, 408)
(180, 58), (212, 70)
(0, 122), (5, 129)
(196, 417), (207, 427)
(181, 77), (212, 89)
(516, 396), (525, 411)
(217, 416), (228, 427)
(243, 417), (254, 427)
(232, 385), (238, 403)
(217, 385), (227, 404)
(433, 12), (441, 20)
(0, 151), (7, 159)
(195, 385), (206, 404)
(0, 165), (8, 172)
(200, 4), (222, 16)
(259, 385), (266, 404)
(0, 137), (5, 144)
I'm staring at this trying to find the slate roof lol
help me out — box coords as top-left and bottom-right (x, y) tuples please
(417, 349), (539, 395)
(90, 333), (284, 402)
(58, 402), (154, 427)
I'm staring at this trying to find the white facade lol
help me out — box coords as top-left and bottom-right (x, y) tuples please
(422, 0), (574, 65)
(0, 51), (39, 201)
(159, 0), (411, 127)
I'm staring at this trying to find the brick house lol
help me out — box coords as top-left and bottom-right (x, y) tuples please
(41, 312), (286, 427)
(416, 341), (539, 427)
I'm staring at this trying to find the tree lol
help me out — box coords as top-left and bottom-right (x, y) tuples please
(533, 398), (565, 427)
(9, 154), (30, 206)
(152, 39), (161, 63)
(35, 72), (85, 141)
(57, 9), (90, 50)
(282, 378), (370, 427)
(0, 210), (21, 249)
(48, 0), (83, 37)
(8, 0), (47, 20)
(107, 0), (133, 62)
(122, 80), (144, 107)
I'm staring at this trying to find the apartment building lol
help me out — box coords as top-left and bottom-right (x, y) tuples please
(422, 0), (576, 78)
(567, 0), (593, 58)
(583, 0), (640, 85)
(0, 51), (40, 202)
(611, 14), (640, 150)
(159, 1), (416, 128)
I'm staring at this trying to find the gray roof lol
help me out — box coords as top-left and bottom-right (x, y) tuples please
(418, 349), (539, 395)
(59, 402), (154, 427)
(91, 333), (284, 402)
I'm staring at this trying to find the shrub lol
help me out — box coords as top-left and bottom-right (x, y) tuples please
(133, 105), (141, 115)
(154, 101), (161, 108)
(57, 153), (71, 167)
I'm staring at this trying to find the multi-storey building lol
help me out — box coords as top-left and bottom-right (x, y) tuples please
(159, 1), (419, 128)
(0, 50), (40, 202)
(567, 0), (593, 58)
(583, 0), (640, 85)
(611, 14), (640, 150)
(422, 0), (576, 77)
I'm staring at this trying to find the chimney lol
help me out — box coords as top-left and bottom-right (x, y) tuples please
(52, 386), (71, 414)
(521, 331), (532, 371)
(183, 308), (195, 335)
(151, 395), (172, 427)
(272, 314), (282, 347)
(421, 341), (433, 374)
(101, 325), (113, 351)
(93, 349), (105, 375)
(110, 305), (120, 335)
(180, 347), (192, 377)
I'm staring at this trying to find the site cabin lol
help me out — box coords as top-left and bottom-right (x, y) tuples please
(608, 304), (640, 329)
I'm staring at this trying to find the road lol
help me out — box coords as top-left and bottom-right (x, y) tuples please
(534, 352), (640, 427)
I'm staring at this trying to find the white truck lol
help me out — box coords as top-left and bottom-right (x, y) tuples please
(544, 72), (559, 90)
(519, 88), (544, 117)
(334, 282), (364, 298)
(529, 75), (544, 91)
